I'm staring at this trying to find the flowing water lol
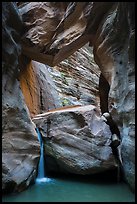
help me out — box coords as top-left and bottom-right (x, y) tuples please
(36, 127), (45, 179)
(35, 128), (52, 183)
(2, 128), (135, 202)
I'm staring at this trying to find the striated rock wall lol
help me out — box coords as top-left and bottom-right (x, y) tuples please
(19, 59), (61, 117)
(2, 2), (40, 193)
(19, 43), (100, 115)
(48, 44), (100, 107)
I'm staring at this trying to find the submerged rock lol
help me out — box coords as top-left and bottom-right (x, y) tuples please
(33, 105), (117, 175)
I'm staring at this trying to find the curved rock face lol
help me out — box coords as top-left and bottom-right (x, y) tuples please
(2, 2), (40, 193)
(18, 2), (90, 65)
(33, 105), (117, 175)
(92, 2), (135, 191)
(18, 2), (115, 66)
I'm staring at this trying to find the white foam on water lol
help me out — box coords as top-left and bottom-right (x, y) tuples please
(36, 177), (53, 184)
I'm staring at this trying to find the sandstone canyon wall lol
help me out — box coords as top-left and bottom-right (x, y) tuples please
(19, 59), (61, 117)
(18, 2), (135, 191)
(48, 44), (100, 108)
(92, 2), (135, 190)
(2, 2), (40, 193)
(2, 2), (135, 193)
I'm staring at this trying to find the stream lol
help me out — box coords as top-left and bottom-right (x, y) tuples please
(2, 174), (135, 202)
(2, 128), (135, 202)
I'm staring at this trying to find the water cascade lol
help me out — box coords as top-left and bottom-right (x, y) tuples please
(35, 127), (52, 183)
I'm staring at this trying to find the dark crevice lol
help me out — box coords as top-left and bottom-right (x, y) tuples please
(99, 73), (110, 114)
(40, 88), (44, 112)
(98, 72), (122, 181)
(99, 72), (121, 139)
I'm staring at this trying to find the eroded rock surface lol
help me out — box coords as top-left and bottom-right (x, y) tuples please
(2, 2), (39, 193)
(18, 2), (114, 66)
(33, 105), (117, 175)
(92, 2), (135, 191)
(48, 44), (100, 107)
(19, 59), (62, 117)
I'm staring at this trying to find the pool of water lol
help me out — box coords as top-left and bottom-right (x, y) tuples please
(2, 174), (135, 202)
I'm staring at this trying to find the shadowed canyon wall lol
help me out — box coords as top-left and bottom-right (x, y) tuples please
(2, 2), (135, 193)
(92, 2), (135, 190)
(2, 2), (40, 193)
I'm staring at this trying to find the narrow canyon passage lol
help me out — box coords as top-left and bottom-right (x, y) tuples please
(2, 2), (135, 202)
(16, 39), (133, 201)
(18, 44), (123, 184)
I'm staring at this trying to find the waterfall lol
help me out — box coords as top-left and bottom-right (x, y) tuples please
(36, 127), (45, 178)
(35, 127), (52, 183)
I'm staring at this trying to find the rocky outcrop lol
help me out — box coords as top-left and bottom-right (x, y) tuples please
(48, 44), (100, 107)
(33, 105), (118, 175)
(18, 2), (90, 65)
(2, 2), (40, 193)
(19, 59), (61, 117)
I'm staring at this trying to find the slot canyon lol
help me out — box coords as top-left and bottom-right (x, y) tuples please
(2, 2), (135, 201)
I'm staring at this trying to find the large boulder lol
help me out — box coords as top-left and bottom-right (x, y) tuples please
(33, 105), (118, 175)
